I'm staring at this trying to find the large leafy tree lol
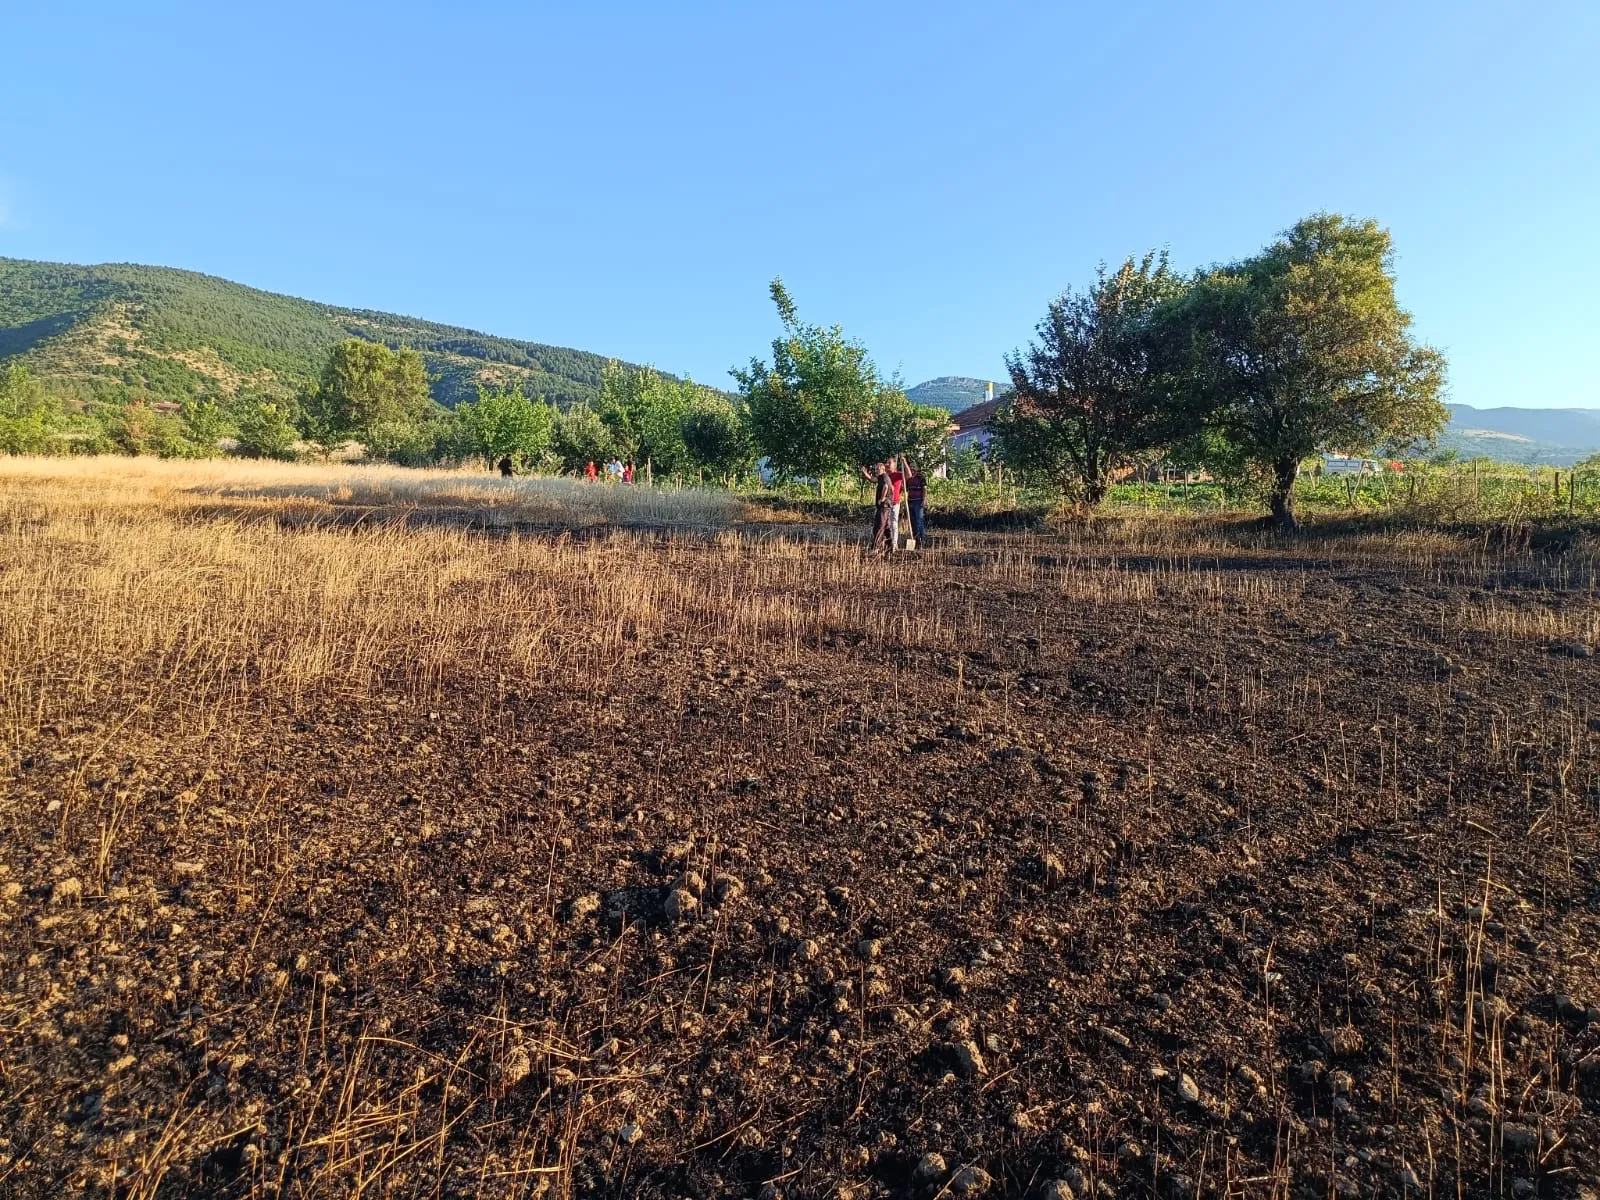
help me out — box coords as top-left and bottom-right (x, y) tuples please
(994, 252), (1189, 506)
(732, 279), (906, 495)
(680, 394), (756, 483)
(108, 402), (210, 458)
(550, 404), (616, 474)
(302, 338), (434, 459)
(235, 396), (301, 460)
(1172, 214), (1447, 528)
(179, 399), (226, 455)
(848, 383), (951, 473)
(0, 364), (59, 455)
(597, 361), (697, 475)
(459, 382), (553, 466)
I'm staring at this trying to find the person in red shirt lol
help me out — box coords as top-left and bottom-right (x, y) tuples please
(885, 459), (905, 550)
(623, 462), (634, 484)
(585, 460), (598, 482)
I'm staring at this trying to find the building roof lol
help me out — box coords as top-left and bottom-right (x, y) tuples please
(950, 397), (1003, 432)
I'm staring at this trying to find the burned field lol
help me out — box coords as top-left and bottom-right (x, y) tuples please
(2, 468), (1600, 1199)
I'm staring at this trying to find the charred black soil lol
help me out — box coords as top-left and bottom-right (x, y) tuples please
(3, 529), (1599, 1200)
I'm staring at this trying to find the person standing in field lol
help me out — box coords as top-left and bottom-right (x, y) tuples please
(498, 455), (515, 478)
(861, 461), (894, 556)
(585, 460), (598, 481)
(902, 455), (927, 548)
(885, 456), (906, 551)
(623, 461), (635, 484)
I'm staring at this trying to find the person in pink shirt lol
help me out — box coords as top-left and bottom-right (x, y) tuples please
(885, 459), (905, 550)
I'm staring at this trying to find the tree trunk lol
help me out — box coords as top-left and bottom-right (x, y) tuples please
(1084, 473), (1109, 508)
(1081, 447), (1108, 509)
(1270, 458), (1299, 531)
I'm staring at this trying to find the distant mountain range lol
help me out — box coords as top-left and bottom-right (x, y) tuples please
(0, 257), (639, 409)
(1439, 404), (1600, 466)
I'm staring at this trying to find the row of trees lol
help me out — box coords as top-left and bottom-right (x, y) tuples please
(283, 293), (950, 491)
(721, 215), (1445, 527)
(0, 339), (756, 479)
(991, 214), (1447, 527)
(1, 362), (241, 458)
(452, 360), (758, 481)
(294, 339), (761, 481)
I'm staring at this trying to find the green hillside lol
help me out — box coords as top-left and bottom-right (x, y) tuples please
(1436, 403), (1600, 466)
(0, 257), (627, 410)
(905, 375), (1002, 412)
(1436, 426), (1573, 466)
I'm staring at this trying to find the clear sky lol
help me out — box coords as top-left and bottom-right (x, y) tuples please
(4, 1), (1596, 409)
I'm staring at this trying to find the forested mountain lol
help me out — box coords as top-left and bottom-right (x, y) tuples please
(0, 257), (633, 409)
(905, 376), (1000, 412)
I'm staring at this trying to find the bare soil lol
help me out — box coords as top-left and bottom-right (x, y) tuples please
(4, 531), (1600, 1199)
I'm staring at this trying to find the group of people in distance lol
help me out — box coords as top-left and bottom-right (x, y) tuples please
(862, 455), (927, 556)
(499, 456), (639, 482)
(580, 459), (635, 483)
(497, 456), (639, 482)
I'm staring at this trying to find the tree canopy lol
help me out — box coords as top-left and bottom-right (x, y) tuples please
(732, 279), (941, 494)
(680, 393), (756, 482)
(988, 215), (1449, 525)
(1168, 214), (1446, 526)
(551, 404), (616, 474)
(0, 364), (56, 455)
(234, 396), (300, 461)
(597, 361), (700, 475)
(995, 252), (1189, 505)
(458, 382), (553, 466)
(302, 338), (436, 460)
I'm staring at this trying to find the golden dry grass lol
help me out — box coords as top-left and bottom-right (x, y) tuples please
(0, 456), (749, 532)
(0, 458), (957, 771)
(2, 457), (1590, 770)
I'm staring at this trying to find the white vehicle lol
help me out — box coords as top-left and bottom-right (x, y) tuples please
(1322, 456), (1385, 476)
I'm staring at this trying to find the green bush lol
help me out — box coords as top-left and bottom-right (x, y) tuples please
(235, 398), (301, 460)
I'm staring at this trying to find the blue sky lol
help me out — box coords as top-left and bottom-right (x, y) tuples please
(3, 0), (1596, 409)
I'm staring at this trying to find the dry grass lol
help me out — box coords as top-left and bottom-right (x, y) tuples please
(0, 456), (749, 532)
(0, 459), (963, 776)
(10, 460), (1565, 764)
